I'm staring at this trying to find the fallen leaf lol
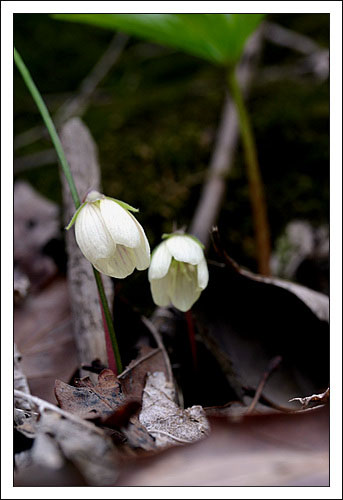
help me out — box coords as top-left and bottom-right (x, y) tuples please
(289, 388), (329, 409)
(37, 411), (119, 485)
(243, 271), (329, 322)
(55, 369), (125, 419)
(55, 367), (156, 451)
(191, 230), (330, 409)
(118, 344), (171, 401)
(14, 277), (78, 403)
(14, 391), (119, 486)
(139, 371), (210, 447)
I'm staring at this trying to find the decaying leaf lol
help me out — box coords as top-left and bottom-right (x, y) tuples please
(118, 344), (172, 401)
(289, 388), (329, 409)
(212, 227), (329, 322)
(139, 371), (210, 447)
(55, 366), (156, 451)
(55, 369), (125, 419)
(190, 229), (330, 410)
(37, 410), (119, 485)
(14, 390), (119, 486)
(243, 271), (329, 323)
(14, 277), (78, 403)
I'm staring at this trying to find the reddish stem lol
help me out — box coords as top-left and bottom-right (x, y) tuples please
(185, 310), (197, 371)
(98, 292), (117, 374)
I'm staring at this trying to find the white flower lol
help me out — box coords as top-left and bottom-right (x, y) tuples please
(67, 191), (150, 278)
(148, 233), (209, 312)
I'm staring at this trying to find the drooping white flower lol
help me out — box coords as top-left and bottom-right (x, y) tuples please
(148, 233), (209, 312)
(67, 191), (150, 278)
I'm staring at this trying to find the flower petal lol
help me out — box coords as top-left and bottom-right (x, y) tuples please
(169, 262), (201, 312)
(166, 235), (204, 265)
(75, 203), (115, 263)
(99, 199), (141, 248)
(93, 245), (136, 278)
(150, 274), (172, 307)
(148, 241), (172, 280)
(128, 212), (151, 270)
(197, 258), (209, 290)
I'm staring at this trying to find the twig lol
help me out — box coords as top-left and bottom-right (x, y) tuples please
(14, 33), (128, 151)
(245, 355), (282, 415)
(189, 29), (263, 248)
(141, 315), (173, 383)
(59, 118), (113, 373)
(243, 387), (294, 413)
(14, 148), (57, 174)
(264, 21), (324, 56)
(55, 33), (129, 124)
(14, 389), (105, 435)
(117, 347), (162, 380)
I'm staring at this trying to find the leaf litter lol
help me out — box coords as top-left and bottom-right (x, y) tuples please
(14, 222), (329, 486)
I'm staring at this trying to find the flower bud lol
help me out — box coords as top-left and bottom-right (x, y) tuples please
(148, 233), (209, 312)
(67, 191), (150, 278)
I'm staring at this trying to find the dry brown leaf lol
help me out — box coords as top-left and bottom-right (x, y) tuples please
(14, 391), (119, 486)
(289, 387), (329, 408)
(192, 230), (330, 410)
(55, 369), (125, 419)
(37, 411), (119, 485)
(139, 371), (210, 447)
(55, 368), (156, 451)
(14, 277), (78, 403)
(118, 344), (171, 401)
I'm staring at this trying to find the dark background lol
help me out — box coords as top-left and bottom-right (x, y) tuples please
(14, 14), (329, 294)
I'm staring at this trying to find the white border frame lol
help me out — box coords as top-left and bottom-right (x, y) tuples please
(2, 2), (342, 499)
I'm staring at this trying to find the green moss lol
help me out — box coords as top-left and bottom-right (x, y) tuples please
(14, 14), (329, 272)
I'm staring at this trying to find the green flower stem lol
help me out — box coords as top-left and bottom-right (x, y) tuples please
(227, 67), (271, 276)
(14, 47), (123, 373)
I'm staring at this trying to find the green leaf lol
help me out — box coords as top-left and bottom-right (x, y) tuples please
(52, 13), (265, 66)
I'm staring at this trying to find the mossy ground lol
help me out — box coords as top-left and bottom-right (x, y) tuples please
(14, 14), (329, 280)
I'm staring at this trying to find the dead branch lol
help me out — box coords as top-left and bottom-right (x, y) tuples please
(14, 149), (57, 174)
(245, 355), (282, 415)
(141, 315), (173, 383)
(14, 33), (128, 151)
(60, 118), (112, 372)
(264, 21), (325, 55)
(117, 348), (162, 380)
(14, 389), (105, 435)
